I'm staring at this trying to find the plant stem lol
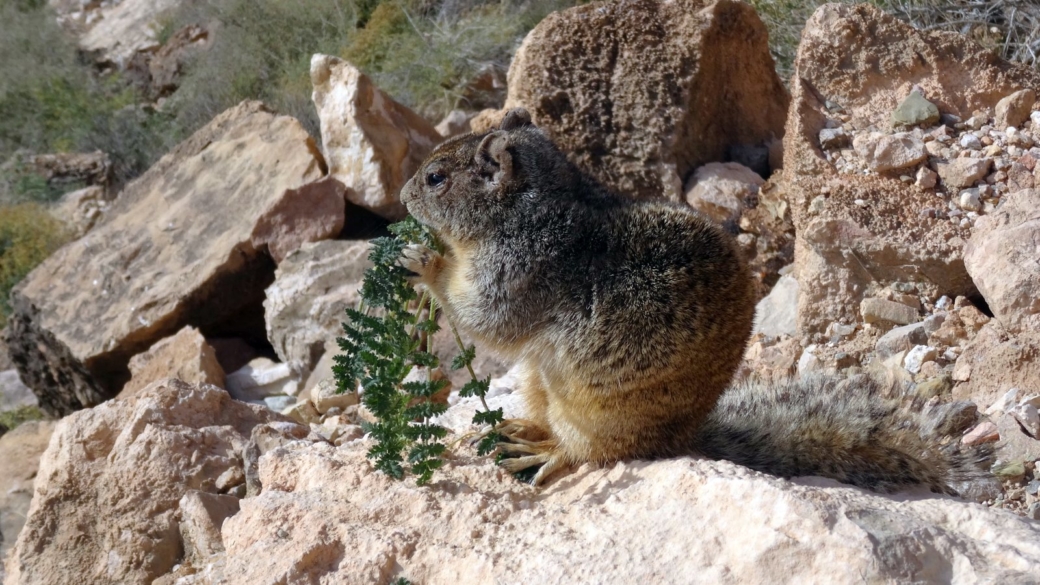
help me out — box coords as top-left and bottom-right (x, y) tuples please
(449, 318), (492, 413)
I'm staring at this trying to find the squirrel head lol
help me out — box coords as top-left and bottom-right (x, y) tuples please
(401, 108), (579, 242)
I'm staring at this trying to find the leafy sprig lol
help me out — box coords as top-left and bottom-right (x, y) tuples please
(333, 216), (503, 485)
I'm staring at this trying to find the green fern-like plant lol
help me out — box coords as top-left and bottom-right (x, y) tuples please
(334, 216), (503, 485)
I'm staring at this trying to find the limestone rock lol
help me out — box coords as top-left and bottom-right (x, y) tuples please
(961, 421), (999, 446)
(995, 89), (1037, 131)
(119, 326), (225, 399)
(953, 324), (1040, 417)
(226, 358), (298, 402)
(263, 240), (371, 375)
(310, 54), (442, 219)
(964, 189), (1040, 335)
(435, 110), (475, 138)
(502, 0), (788, 201)
(683, 162), (764, 225)
(936, 158), (992, 189)
(782, 4), (1040, 333)
(77, 0), (187, 68)
(198, 438), (1040, 584)
(3, 379), (281, 585)
(50, 185), (109, 237)
(5, 101), (326, 416)
(852, 132), (926, 172)
(752, 273), (798, 337)
(860, 298), (918, 326)
(875, 322), (928, 359)
(27, 151), (110, 188)
(178, 490), (240, 566)
(0, 420), (56, 566)
(250, 176), (346, 264)
(311, 378), (358, 415)
(242, 421), (323, 498)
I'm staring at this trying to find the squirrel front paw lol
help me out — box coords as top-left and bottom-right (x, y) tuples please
(399, 243), (443, 284)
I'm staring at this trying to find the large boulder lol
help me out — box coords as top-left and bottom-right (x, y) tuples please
(964, 189), (1040, 335)
(2, 379), (284, 585)
(499, 0), (788, 201)
(5, 101), (331, 416)
(191, 437), (1040, 584)
(311, 55), (443, 219)
(71, 0), (186, 67)
(784, 4), (1040, 334)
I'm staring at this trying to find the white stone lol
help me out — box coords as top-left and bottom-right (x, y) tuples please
(226, 358), (298, 401)
(985, 387), (1020, 415)
(903, 345), (937, 374)
(1008, 404), (1040, 439)
(753, 273), (799, 337)
(958, 190), (982, 211)
(960, 134), (982, 149)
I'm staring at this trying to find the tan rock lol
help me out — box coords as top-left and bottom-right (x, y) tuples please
(310, 54), (442, 219)
(263, 240), (371, 375)
(995, 89), (1037, 131)
(935, 158), (992, 189)
(311, 378), (358, 414)
(953, 323), (1040, 413)
(78, 0), (186, 67)
(684, 162), (764, 225)
(853, 132), (927, 172)
(860, 298), (919, 326)
(435, 110), (475, 138)
(961, 421), (999, 446)
(119, 326), (225, 399)
(4, 101), (326, 416)
(50, 185), (109, 237)
(250, 176), (346, 264)
(27, 151), (110, 187)
(964, 189), (1040, 335)
(198, 437), (1040, 584)
(3, 379), (281, 585)
(0, 421), (56, 565)
(502, 0), (788, 201)
(782, 4), (1040, 333)
(178, 490), (240, 566)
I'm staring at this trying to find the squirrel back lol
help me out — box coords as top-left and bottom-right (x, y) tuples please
(399, 108), (994, 493)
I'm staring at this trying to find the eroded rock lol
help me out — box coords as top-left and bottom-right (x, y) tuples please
(3, 379), (281, 584)
(501, 0), (788, 201)
(119, 326), (225, 399)
(310, 54), (442, 219)
(5, 101), (326, 416)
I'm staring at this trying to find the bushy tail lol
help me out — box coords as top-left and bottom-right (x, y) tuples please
(694, 374), (995, 495)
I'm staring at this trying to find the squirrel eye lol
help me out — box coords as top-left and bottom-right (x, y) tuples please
(426, 172), (446, 187)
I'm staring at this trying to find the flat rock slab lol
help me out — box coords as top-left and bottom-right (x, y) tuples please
(186, 439), (1040, 584)
(5, 101), (327, 415)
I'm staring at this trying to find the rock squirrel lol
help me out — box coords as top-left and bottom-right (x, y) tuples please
(399, 108), (993, 493)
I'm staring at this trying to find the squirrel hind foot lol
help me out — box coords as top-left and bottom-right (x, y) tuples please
(495, 419), (567, 485)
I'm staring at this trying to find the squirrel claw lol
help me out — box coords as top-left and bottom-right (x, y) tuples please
(498, 449), (568, 485)
(399, 243), (443, 285)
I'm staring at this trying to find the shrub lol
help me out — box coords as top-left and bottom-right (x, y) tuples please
(0, 203), (71, 326)
(0, 405), (45, 433)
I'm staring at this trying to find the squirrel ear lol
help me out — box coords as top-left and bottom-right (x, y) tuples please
(475, 131), (513, 185)
(500, 108), (532, 130)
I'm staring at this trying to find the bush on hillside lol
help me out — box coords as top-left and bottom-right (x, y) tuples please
(0, 203), (71, 327)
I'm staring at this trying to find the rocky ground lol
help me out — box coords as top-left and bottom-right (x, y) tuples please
(1, 1), (1040, 584)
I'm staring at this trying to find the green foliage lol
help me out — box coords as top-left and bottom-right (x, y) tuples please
(0, 203), (71, 326)
(0, 405), (45, 433)
(334, 217), (449, 484)
(0, 0), (179, 196)
(335, 217), (504, 484)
